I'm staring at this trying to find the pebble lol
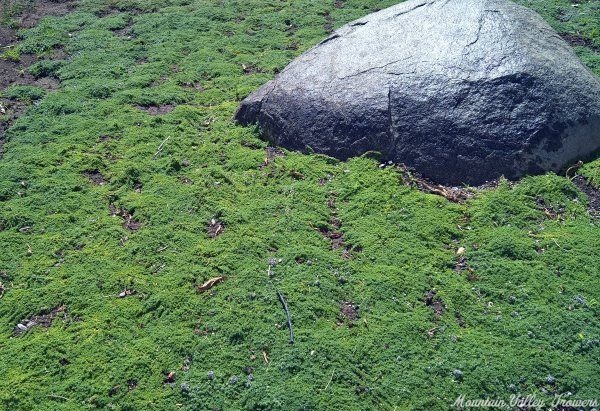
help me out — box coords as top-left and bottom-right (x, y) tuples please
(16, 323), (28, 331)
(207, 371), (214, 380)
(452, 369), (463, 380)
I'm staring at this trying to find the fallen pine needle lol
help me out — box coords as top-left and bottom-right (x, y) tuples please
(276, 288), (295, 344)
(323, 369), (335, 391)
(153, 136), (170, 159)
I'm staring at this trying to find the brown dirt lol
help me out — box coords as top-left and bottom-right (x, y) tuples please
(319, 193), (348, 251)
(323, 11), (334, 33)
(320, 213), (344, 250)
(284, 20), (297, 35)
(0, 53), (53, 151)
(13, 304), (68, 336)
(109, 204), (142, 231)
(534, 195), (565, 220)
(1, 0), (77, 153)
(286, 42), (299, 51)
(136, 104), (176, 115)
(208, 218), (225, 238)
(455, 255), (468, 271)
(241, 63), (265, 75)
(261, 146), (284, 168)
(454, 310), (466, 328)
(113, 22), (134, 39)
(322, 228), (343, 249)
(334, 1), (344, 9)
(342, 245), (362, 260)
(561, 33), (600, 52)
(20, 0), (77, 28)
(289, 170), (305, 180)
(179, 175), (193, 184)
(391, 163), (504, 203)
(340, 301), (359, 323)
(572, 175), (600, 217)
(96, 5), (141, 18)
(180, 81), (204, 91)
(424, 290), (445, 317)
(455, 251), (479, 280)
(83, 169), (107, 185)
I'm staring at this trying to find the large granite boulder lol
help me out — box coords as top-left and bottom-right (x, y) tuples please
(235, 0), (600, 185)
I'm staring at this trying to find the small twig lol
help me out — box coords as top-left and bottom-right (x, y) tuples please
(197, 276), (225, 292)
(276, 288), (294, 344)
(552, 238), (562, 249)
(153, 136), (170, 159)
(565, 160), (583, 180)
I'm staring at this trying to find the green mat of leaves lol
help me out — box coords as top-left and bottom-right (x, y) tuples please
(0, 0), (598, 409)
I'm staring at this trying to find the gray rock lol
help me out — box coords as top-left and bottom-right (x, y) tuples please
(235, 0), (600, 185)
(452, 369), (464, 379)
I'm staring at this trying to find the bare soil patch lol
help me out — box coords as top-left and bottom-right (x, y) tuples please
(1, 0), (76, 152)
(320, 212), (344, 250)
(84, 169), (107, 185)
(136, 104), (176, 115)
(561, 33), (600, 52)
(13, 304), (68, 336)
(208, 218), (225, 238)
(339, 301), (359, 324)
(19, 0), (77, 28)
(323, 11), (334, 33)
(261, 146), (284, 168)
(535, 195), (565, 220)
(424, 289), (445, 317)
(109, 204), (142, 231)
(572, 175), (600, 217)
(181, 81), (204, 91)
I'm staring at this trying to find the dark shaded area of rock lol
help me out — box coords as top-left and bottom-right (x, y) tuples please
(235, 0), (600, 185)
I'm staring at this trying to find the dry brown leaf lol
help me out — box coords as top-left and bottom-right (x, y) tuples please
(197, 276), (225, 292)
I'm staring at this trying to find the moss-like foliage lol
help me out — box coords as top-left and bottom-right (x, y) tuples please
(0, 0), (598, 409)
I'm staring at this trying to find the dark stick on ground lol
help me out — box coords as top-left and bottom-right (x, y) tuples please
(276, 289), (295, 344)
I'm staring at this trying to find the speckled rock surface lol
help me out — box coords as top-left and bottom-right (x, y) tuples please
(235, 0), (600, 184)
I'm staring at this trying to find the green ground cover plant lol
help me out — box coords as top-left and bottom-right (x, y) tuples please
(0, 0), (598, 409)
